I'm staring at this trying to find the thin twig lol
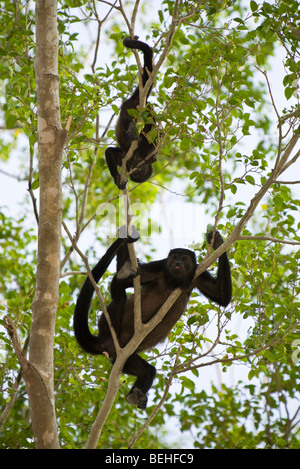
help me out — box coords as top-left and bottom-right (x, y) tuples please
(128, 345), (182, 448)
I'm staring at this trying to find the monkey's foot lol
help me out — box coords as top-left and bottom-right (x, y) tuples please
(117, 260), (140, 280)
(126, 387), (148, 409)
(115, 175), (127, 190)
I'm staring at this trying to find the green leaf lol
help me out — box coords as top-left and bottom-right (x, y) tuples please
(245, 175), (255, 185)
(180, 137), (191, 151)
(256, 53), (265, 66)
(250, 1), (258, 12)
(109, 104), (118, 116)
(248, 369), (257, 380)
(180, 376), (195, 390)
(284, 87), (296, 100)
(5, 112), (18, 129)
(164, 75), (177, 89)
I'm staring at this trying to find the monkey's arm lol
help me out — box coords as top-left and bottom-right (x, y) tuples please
(194, 231), (232, 307)
(105, 146), (127, 189)
(73, 228), (139, 354)
(113, 258), (166, 292)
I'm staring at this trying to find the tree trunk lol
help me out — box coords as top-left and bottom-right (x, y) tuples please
(27, 0), (66, 448)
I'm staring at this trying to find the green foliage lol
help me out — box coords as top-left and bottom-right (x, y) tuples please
(0, 211), (37, 448)
(177, 372), (300, 449)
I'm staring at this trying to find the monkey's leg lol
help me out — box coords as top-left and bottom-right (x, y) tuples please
(126, 121), (139, 142)
(123, 353), (156, 409)
(105, 146), (127, 189)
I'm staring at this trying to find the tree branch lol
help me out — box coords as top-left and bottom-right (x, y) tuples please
(238, 235), (300, 246)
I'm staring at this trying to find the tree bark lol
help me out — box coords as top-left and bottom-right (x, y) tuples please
(27, 0), (65, 448)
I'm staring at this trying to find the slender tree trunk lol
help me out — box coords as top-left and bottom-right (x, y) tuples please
(27, 0), (66, 448)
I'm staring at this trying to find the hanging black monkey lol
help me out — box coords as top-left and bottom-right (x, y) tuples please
(73, 227), (232, 409)
(105, 36), (157, 189)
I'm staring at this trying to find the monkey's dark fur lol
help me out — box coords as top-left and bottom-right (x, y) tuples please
(73, 228), (232, 409)
(105, 37), (157, 189)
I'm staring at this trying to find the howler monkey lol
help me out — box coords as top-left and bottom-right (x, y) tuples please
(105, 37), (157, 189)
(73, 229), (232, 409)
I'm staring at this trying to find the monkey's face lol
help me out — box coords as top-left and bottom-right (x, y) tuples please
(165, 249), (196, 289)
